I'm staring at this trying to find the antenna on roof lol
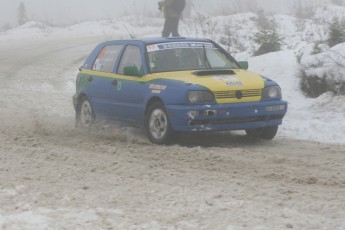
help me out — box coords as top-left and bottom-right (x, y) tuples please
(123, 25), (134, 39)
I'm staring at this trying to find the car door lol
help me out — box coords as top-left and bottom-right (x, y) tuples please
(110, 45), (146, 122)
(85, 44), (123, 118)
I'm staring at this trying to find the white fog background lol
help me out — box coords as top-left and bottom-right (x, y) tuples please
(0, 0), (344, 143)
(0, 0), (327, 27)
(1, 0), (345, 229)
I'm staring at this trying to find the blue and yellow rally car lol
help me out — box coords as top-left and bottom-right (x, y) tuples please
(73, 37), (287, 144)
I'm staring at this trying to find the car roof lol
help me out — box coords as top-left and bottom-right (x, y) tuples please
(137, 37), (212, 44)
(99, 37), (212, 46)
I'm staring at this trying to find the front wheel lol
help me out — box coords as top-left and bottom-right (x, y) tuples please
(144, 102), (179, 145)
(75, 98), (95, 128)
(245, 125), (278, 140)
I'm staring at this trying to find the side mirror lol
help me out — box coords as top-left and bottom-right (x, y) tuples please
(238, 61), (249, 70)
(123, 65), (143, 77)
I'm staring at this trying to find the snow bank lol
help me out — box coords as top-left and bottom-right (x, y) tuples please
(302, 43), (345, 82)
(1, 5), (345, 144)
(0, 17), (163, 41)
(249, 50), (345, 143)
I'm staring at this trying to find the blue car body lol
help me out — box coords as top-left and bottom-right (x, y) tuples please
(73, 37), (287, 142)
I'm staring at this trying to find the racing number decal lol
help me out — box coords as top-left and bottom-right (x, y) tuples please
(117, 81), (122, 91)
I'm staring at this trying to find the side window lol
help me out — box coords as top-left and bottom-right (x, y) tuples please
(118, 45), (142, 74)
(93, 45), (122, 73)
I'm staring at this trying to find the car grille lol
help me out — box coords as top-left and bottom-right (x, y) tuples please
(214, 89), (261, 99)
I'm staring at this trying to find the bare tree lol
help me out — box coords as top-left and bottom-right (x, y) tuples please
(290, 0), (318, 19)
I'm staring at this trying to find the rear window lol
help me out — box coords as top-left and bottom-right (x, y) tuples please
(92, 45), (123, 73)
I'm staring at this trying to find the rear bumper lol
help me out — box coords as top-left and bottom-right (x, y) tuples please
(166, 100), (287, 132)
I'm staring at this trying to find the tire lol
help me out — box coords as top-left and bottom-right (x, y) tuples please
(75, 98), (95, 128)
(144, 101), (179, 145)
(245, 125), (278, 140)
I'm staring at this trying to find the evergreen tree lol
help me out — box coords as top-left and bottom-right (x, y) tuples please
(328, 18), (345, 47)
(253, 11), (282, 56)
(256, 10), (273, 30)
(253, 28), (282, 56)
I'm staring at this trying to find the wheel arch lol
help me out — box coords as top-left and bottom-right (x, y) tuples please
(76, 93), (89, 113)
(144, 96), (179, 144)
(145, 96), (165, 116)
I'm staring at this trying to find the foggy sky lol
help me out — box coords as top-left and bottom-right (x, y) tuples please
(0, 0), (147, 27)
(0, 0), (329, 28)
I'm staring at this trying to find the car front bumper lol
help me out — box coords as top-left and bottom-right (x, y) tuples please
(166, 100), (287, 132)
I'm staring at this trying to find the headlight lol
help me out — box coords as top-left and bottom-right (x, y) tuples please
(262, 86), (281, 99)
(187, 91), (215, 103)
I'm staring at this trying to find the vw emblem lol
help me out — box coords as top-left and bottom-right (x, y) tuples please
(236, 91), (243, 99)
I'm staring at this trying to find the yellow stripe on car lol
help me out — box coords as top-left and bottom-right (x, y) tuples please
(80, 69), (265, 104)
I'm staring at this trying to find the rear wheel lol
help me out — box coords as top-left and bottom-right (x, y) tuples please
(245, 125), (278, 140)
(145, 102), (178, 145)
(75, 98), (95, 128)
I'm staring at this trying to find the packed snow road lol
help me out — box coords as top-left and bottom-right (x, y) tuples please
(0, 38), (345, 229)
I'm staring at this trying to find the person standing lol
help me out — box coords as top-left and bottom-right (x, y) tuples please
(17, 2), (28, 26)
(158, 0), (186, 37)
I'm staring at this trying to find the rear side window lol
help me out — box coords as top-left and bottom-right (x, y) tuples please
(118, 45), (142, 74)
(93, 45), (123, 73)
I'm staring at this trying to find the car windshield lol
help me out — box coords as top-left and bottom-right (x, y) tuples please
(147, 42), (240, 73)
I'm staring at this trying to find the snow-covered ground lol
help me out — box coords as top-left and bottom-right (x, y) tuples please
(1, 8), (344, 144)
(1, 6), (345, 229)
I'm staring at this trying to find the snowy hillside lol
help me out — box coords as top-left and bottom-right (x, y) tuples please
(2, 3), (345, 229)
(0, 16), (162, 40)
(1, 3), (344, 144)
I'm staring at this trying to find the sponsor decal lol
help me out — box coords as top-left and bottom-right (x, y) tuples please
(149, 84), (167, 90)
(213, 75), (244, 87)
(226, 81), (243, 87)
(149, 84), (167, 94)
(146, 42), (216, 52)
(213, 75), (238, 81)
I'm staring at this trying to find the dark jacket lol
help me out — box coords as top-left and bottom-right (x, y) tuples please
(161, 0), (185, 18)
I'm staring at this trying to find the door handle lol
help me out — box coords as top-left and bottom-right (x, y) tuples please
(87, 76), (93, 82)
(112, 80), (118, 86)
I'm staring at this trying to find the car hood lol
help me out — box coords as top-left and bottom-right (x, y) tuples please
(149, 69), (265, 90)
(148, 69), (265, 103)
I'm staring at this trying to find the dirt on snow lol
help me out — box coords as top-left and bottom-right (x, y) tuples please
(0, 38), (345, 229)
